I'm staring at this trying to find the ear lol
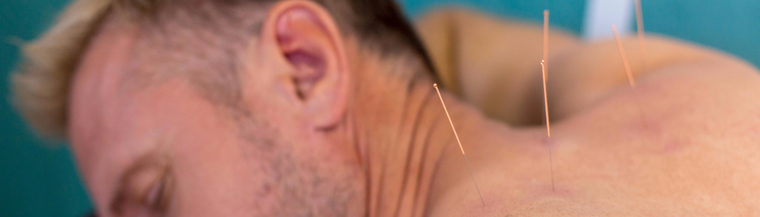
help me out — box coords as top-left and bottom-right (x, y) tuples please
(260, 0), (350, 129)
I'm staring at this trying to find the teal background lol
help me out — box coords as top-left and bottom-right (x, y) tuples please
(1, 0), (758, 216)
(1, 0), (95, 217)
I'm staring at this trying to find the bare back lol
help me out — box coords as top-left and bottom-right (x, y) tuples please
(417, 8), (760, 216)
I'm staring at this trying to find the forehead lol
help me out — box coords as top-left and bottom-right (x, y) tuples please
(66, 20), (218, 208)
(67, 22), (143, 208)
(68, 21), (139, 144)
(68, 14), (264, 205)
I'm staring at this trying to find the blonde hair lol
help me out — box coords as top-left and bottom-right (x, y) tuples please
(12, 0), (112, 138)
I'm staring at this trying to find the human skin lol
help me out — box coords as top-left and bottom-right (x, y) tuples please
(415, 8), (581, 126)
(418, 9), (760, 216)
(67, 2), (760, 217)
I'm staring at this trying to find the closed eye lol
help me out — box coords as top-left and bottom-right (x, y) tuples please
(110, 153), (174, 216)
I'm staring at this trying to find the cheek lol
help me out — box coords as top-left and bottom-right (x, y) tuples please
(165, 113), (366, 216)
(151, 91), (263, 215)
(170, 130), (262, 216)
(146, 81), (366, 215)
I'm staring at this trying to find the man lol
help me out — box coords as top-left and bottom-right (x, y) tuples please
(11, 0), (760, 216)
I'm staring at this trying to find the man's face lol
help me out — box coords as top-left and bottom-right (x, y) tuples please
(67, 22), (364, 216)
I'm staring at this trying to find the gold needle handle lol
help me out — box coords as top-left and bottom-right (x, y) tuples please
(612, 25), (637, 88)
(433, 83), (466, 156)
(433, 83), (485, 206)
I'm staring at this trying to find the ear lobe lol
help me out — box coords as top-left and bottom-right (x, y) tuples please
(268, 2), (349, 129)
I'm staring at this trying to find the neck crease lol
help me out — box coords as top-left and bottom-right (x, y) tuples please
(352, 74), (480, 217)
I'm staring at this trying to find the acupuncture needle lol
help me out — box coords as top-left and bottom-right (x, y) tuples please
(542, 10), (555, 192)
(433, 83), (486, 207)
(540, 61), (554, 192)
(543, 10), (549, 77)
(635, 0), (647, 70)
(612, 25), (648, 127)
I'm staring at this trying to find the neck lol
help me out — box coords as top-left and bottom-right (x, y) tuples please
(349, 58), (490, 217)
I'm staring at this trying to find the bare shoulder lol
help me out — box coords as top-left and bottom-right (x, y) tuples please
(574, 39), (760, 213)
(633, 47), (760, 132)
(634, 52), (760, 157)
(424, 36), (760, 215)
(549, 35), (760, 121)
(548, 37), (760, 214)
(572, 35), (760, 150)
